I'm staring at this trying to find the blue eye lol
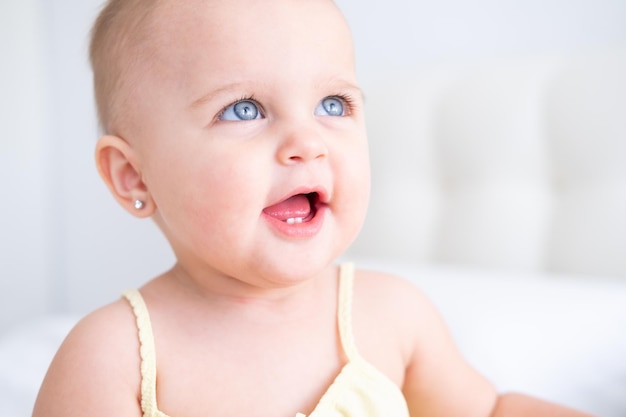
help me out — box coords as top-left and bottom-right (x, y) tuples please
(219, 100), (262, 121)
(315, 97), (345, 117)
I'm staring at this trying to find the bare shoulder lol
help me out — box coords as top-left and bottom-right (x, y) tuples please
(353, 268), (462, 348)
(353, 267), (497, 417)
(32, 299), (142, 417)
(349, 268), (440, 386)
(352, 268), (442, 329)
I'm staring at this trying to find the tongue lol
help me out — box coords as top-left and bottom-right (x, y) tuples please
(263, 194), (311, 221)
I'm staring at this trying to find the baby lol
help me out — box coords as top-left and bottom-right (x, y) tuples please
(33, 0), (595, 416)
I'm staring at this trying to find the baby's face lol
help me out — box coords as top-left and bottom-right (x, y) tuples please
(128, 0), (369, 284)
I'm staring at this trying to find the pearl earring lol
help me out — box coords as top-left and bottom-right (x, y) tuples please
(134, 200), (145, 210)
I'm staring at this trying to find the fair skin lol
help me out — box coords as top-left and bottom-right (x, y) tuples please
(33, 1), (594, 416)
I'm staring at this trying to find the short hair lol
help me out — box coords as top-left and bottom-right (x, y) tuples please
(89, 0), (162, 134)
(90, 0), (344, 134)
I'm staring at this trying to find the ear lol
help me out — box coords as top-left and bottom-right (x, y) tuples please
(95, 135), (155, 218)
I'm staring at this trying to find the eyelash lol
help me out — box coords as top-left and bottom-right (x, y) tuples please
(215, 92), (358, 121)
(330, 93), (356, 115)
(216, 95), (261, 120)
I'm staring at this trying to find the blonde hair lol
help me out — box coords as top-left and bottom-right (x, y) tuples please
(89, 0), (162, 134)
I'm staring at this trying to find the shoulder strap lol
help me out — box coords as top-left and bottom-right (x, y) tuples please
(122, 290), (159, 417)
(337, 263), (360, 362)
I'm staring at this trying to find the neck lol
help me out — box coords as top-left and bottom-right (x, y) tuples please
(152, 261), (338, 322)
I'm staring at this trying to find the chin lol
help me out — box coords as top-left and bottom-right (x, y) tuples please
(252, 250), (339, 286)
(250, 220), (362, 285)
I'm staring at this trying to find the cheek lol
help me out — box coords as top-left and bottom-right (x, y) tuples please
(187, 155), (267, 221)
(348, 132), (371, 199)
(353, 137), (372, 222)
(147, 145), (268, 242)
(353, 158), (372, 224)
(336, 136), (371, 228)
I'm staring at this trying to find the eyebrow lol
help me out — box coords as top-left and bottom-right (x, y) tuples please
(189, 82), (253, 109)
(189, 77), (365, 109)
(317, 78), (365, 100)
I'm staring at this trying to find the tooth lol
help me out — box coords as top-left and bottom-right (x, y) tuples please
(286, 217), (303, 225)
(295, 217), (303, 224)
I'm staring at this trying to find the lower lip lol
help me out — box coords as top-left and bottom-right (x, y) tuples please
(262, 205), (327, 238)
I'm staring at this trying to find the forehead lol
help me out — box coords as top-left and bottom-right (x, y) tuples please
(152, 0), (350, 46)
(143, 0), (355, 88)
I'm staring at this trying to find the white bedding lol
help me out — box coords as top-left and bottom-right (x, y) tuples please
(1, 262), (625, 417)
(361, 262), (626, 417)
(0, 315), (77, 417)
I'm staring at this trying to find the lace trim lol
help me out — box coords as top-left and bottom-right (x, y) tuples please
(338, 262), (359, 362)
(122, 289), (159, 417)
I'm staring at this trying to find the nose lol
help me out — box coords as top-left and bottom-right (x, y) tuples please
(276, 126), (328, 165)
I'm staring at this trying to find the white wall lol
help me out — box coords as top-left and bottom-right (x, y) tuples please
(0, 0), (49, 331)
(1, 0), (626, 332)
(337, 0), (626, 83)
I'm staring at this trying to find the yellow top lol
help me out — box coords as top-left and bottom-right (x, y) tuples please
(122, 263), (410, 417)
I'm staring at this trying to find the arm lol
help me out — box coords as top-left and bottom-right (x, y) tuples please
(490, 393), (596, 417)
(386, 277), (596, 417)
(32, 301), (142, 417)
(399, 284), (497, 417)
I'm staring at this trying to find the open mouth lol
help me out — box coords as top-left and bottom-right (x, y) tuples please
(262, 192), (320, 224)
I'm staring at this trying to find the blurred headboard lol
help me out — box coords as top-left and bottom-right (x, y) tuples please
(348, 47), (626, 278)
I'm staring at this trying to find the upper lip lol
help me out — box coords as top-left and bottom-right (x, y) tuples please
(265, 186), (330, 209)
